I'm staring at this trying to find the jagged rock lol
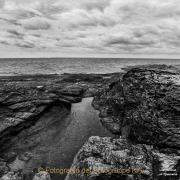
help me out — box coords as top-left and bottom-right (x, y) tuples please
(0, 73), (121, 180)
(56, 85), (83, 96)
(0, 171), (24, 180)
(65, 136), (180, 180)
(59, 95), (82, 103)
(0, 159), (9, 178)
(92, 68), (180, 150)
(0, 80), (89, 153)
(0, 86), (61, 152)
(92, 80), (124, 134)
(65, 136), (153, 180)
(33, 171), (51, 180)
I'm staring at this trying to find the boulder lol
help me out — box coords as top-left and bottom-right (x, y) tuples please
(65, 136), (153, 180)
(0, 171), (24, 180)
(65, 136), (180, 180)
(0, 159), (9, 178)
(33, 171), (51, 180)
(92, 68), (180, 150)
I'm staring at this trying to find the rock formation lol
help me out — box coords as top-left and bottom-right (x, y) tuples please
(0, 73), (120, 180)
(65, 136), (154, 180)
(92, 68), (180, 150)
(67, 67), (180, 180)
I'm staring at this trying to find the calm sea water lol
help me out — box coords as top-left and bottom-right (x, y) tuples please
(0, 58), (180, 76)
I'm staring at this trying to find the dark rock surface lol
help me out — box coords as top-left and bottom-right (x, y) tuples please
(92, 68), (180, 150)
(0, 159), (9, 177)
(2, 66), (180, 180)
(65, 136), (153, 180)
(0, 73), (118, 153)
(0, 73), (120, 180)
(65, 136), (180, 180)
(67, 66), (180, 180)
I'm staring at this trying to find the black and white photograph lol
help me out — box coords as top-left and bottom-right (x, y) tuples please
(0, 0), (180, 180)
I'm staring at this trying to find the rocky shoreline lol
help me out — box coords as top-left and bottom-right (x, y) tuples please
(0, 65), (180, 180)
(0, 72), (121, 180)
(66, 65), (180, 180)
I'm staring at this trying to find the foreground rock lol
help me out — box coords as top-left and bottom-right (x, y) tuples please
(92, 68), (180, 151)
(65, 136), (180, 180)
(65, 136), (153, 180)
(0, 160), (9, 177)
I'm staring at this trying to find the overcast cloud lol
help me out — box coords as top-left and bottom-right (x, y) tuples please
(0, 0), (180, 58)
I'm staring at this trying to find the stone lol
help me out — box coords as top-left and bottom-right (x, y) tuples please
(0, 159), (9, 178)
(92, 68), (180, 150)
(33, 171), (51, 180)
(65, 136), (180, 180)
(65, 136), (154, 180)
(0, 73), (121, 180)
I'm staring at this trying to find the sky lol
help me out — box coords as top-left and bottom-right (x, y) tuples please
(0, 0), (180, 58)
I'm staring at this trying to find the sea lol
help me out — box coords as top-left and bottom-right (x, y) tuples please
(0, 58), (180, 76)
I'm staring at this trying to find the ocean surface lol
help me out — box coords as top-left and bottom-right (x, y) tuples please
(0, 58), (180, 76)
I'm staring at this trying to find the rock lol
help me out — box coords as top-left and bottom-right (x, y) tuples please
(0, 80), (88, 153)
(55, 85), (83, 96)
(18, 152), (31, 162)
(58, 98), (71, 105)
(0, 159), (9, 178)
(92, 68), (180, 150)
(0, 171), (24, 180)
(87, 67), (180, 179)
(36, 86), (44, 91)
(65, 136), (180, 180)
(92, 80), (124, 134)
(62, 74), (103, 83)
(0, 86), (60, 152)
(65, 136), (154, 180)
(0, 73), (122, 180)
(59, 95), (82, 103)
(33, 171), (51, 180)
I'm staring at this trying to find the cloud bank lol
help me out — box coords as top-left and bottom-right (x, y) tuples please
(0, 0), (180, 57)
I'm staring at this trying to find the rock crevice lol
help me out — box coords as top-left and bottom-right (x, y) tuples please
(67, 67), (180, 180)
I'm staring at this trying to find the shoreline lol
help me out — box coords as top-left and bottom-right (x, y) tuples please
(0, 64), (180, 180)
(0, 63), (178, 79)
(0, 72), (123, 78)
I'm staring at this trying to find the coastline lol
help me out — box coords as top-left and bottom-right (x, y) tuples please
(0, 64), (180, 180)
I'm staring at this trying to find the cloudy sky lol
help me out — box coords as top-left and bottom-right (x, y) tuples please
(0, 0), (180, 58)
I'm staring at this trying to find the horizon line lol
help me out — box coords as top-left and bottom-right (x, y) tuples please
(0, 57), (180, 60)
